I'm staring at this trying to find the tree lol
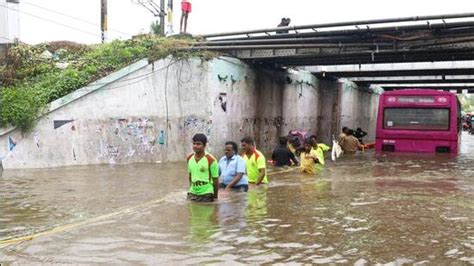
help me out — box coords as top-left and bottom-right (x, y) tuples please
(459, 94), (474, 112)
(150, 20), (163, 36)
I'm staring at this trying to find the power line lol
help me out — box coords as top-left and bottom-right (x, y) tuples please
(21, 1), (133, 37)
(0, 3), (102, 39)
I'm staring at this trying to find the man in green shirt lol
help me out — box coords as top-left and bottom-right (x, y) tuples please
(187, 134), (219, 202)
(241, 137), (268, 185)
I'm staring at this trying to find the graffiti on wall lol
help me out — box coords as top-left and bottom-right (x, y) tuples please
(158, 130), (165, 145)
(7, 136), (16, 151)
(180, 115), (212, 147)
(54, 120), (75, 129)
(96, 118), (166, 163)
(218, 93), (227, 112)
(184, 116), (200, 129)
(33, 132), (40, 148)
(183, 116), (211, 133)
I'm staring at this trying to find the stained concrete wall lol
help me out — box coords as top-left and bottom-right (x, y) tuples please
(281, 71), (320, 141)
(317, 80), (343, 144)
(1, 58), (213, 168)
(339, 82), (379, 141)
(199, 58), (320, 157)
(0, 57), (379, 169)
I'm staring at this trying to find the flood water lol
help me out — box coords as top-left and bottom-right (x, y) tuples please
(1, 133), (473, 264)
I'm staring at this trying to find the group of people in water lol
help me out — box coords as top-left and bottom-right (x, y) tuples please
(186, 134), (268, 202)
(186, 127), (367, 202)
(337, 127), (367, 154)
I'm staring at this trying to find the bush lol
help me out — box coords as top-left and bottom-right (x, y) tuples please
(0, 36), (217, 131)
(1, 87), (41, 130)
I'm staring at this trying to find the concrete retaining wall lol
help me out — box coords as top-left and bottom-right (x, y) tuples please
(0, 57), (379, 169)
(339, 82), (379, 141)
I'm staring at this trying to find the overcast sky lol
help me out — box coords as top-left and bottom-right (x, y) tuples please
(5, 0), (474, 44)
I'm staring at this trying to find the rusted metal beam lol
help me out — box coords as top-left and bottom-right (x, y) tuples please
(194, 30), (474, 47)
(314, 68), (474, 78)
(201, 13), (474, 39)
(355, 79), (474, 85)
(247, 48), (474, 65)
(195, 14), (474, 71)
(382, 85), (474, 90)
(239, 47), (474, 59)
(203, 21), (474, 42)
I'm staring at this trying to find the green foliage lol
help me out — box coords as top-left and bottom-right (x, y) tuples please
(1, 87), (41, 131)
(0, 36), (218, 131)
(459, 94), (474, 112)
(150, 20), (163, 35)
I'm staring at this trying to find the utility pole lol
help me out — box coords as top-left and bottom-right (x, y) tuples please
(159, 0), (165, 35)
(134, 0), (166, 36)
(101, 0), (107, 43)
(166, 0), (173, 35)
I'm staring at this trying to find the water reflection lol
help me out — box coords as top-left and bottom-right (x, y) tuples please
(245, 186), (268, 223)
(188, 203), (218, 244)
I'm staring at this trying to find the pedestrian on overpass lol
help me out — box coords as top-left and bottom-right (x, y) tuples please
(276, 17), (291, 34)
(180, 0), (192, 33)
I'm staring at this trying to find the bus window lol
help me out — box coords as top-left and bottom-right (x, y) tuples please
(384, 108), (450, 130)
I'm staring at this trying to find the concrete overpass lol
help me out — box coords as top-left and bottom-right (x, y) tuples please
(191, 13), (474, 93)
(304, 61), (474, 93)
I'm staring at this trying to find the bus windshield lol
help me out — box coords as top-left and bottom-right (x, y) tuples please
(383, 108), (450, 130)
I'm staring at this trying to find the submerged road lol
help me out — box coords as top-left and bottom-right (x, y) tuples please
(1, 133), (473, 264)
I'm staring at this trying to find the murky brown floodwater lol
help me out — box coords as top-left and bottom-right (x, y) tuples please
(1, 133), (473, 264)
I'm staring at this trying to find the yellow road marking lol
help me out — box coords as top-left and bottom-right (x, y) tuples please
(0, 167), (298, 246)
(0, 196), (168, 245)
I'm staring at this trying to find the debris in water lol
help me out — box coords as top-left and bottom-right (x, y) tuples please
(444, 248), (459, 256)
(344, 216), (367, 222)
(350, 201), (378, 206)
(345, 227), (369, 232)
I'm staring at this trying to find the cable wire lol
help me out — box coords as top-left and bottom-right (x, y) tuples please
(0, 3), (102, 38)
(0, 36), (12, 42)
(21, 1), (133, 37)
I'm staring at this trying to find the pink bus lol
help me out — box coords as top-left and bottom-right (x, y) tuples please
(376, 89), (461, 154)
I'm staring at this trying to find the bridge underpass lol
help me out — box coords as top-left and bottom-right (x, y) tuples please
(2, 11), (474, 265)
(305, 62), (474, 94)
(191, 12), (474, 94)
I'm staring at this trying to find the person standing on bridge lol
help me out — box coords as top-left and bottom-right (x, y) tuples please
(187, 134), (219, 202)
(241, 137), (268, 186)
(180, 0), (192, 34)
(276, 17), (291, 34)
